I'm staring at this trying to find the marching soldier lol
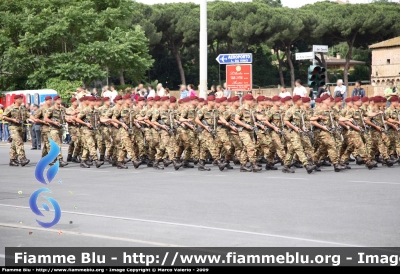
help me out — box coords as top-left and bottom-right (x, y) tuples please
(98, 97), (114, 163)
(385, 96), (400, 160)
(65, 98), (81, 163)
(34, 96), (53, 157)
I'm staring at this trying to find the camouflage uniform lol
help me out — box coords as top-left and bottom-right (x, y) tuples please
(299, 108), (315, 160)
(197, 106), (220, 161)
(360, 106), (373, 157)
(114, 106), (138, 162)
(180, 105), (200, 161)
(99, 105), (114, 159)
(368, 110), (390, 160)
(154, 107), (178, 161)
(147, 107), (161, 161)
(94, 106), (105, 158)
(253, 106), (274, 162)
(65, 106), (81, 158)
(216, 106), (233, 161)
(228, 106), (244, 161)
(34, 105), (50, 157)
(45, 106), (66, 160)
(236, 105), (257, 165)
(385, 107), (400, 156)
(77, 107), (99, 161)
(265, 107), (286, 161)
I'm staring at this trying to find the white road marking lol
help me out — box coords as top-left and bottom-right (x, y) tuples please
(268, 177), (309, 180)
(0, 254), (5, 258)
(0, 203), (362, 247)
(60, 168), (109, 173)
(349, 180), (400, 185)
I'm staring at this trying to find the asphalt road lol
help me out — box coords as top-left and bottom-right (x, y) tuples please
(1, 143), (400, 264)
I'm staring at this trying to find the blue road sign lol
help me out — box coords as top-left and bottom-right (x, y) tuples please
(216, 53), (252, 64)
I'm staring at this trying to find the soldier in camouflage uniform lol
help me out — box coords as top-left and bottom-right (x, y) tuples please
(359, 97), (373, 158)
(2, 94), (36, 166)
(226, 96), (243, 165)
(44, 95), (68, 167)
(216, 97), (235, 169)
(94, 98), (106, 161)
(196, 95), (228, 171)
(75, 96), (104, 168)
(234, 94), (262, 172)
(282, 95), (316, 174)
(98, 97), (114, 163)
(34, 96), (53, 157)
(385, 96), (400, 160)
(65, 98), (81, 163)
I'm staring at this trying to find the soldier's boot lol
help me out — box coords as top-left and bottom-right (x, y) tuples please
(305, 164), (316, 174)
(67, 154), (72, 162)
(95, 160), (104, 168)
(153, 160), (164, 170)
(104, 155), (110, 163)
(99, 155), (105, 162)
(49, 159), (56, 166)
(375, 155), (383, 163)
(233, 157), (240, 165)
(147, 160), (154, 167)
(273, 156), (282, 165)
(112, 157), (118, 167)
(252, 162), (262, 173)
(198, 160), (210, 171)
(85, 160), (93, 166)
(80, 161), (90, 168)
(163, 158), (172, 167)
(383, 158), (395, 167)
(218, 159), (228, 171)
(123, 158), (131, 164)
(348, 155), (356, 162)
(225, 160), (233, 170)
(390, 154), (397, 161)
(59, 159), (68, 167)
(173, 160), (183, 170)
(282, 165), (295, 173)
(291, 161), (303, 169)
(322, 160), (332, 167)
(71, 156), (80, 163)
(356, 156), (365, 165)
(20, 158), (30, 167)
(334, 164), (346, 172)
(193, 158), (199, 165)
(212, 159), (219, 166)
(9, 159), (19, 167)
(339, 160), (351, 169)
(366, 161), (376, 170)
(265, 162), (278, 170)
(259, 157), (268, 164)
(313, 163), (322, 172)
(240, 164), (252, 172)
(132, 158), (142, 169)
(183, 160), (194, 168)
(117, 161), (128, 169)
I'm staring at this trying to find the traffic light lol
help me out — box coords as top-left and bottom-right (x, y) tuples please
(308, 65), (326, 89)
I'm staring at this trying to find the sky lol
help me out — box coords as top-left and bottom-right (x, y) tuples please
(134, 0), (394, 8)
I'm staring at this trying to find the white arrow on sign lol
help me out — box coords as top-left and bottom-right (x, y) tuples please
(295, 52), (315, 60)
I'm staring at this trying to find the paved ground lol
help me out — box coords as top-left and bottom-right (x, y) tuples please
(1, 143), (400, 264)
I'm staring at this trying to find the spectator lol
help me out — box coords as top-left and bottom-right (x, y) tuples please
(279, 86), (291, 98)
(1, 104), (9, 142)
(316, 85), (330, 98)
(351, 80), (366, 97)
(334, 79), (347, 107)
(101, 85), (110, 97)
(109, 86), (118, 101)
(91, 88), (99, 97)
(223, 82), (231, 98)
(164, 88), (171, 97)
(130, 88), (139, 101)
(208, 85), (217, 96)
(0, 104), (4, 141)
(147, 84), (156, 98)
(384, 81), (398, 107)
(188, 84), (196, 96)
(179, 84), (188, 99)
(215, 85), (224, 98)
(156, 83), (165, 97)
(30, 104), (41, 150)
(292, 79), (307, 97)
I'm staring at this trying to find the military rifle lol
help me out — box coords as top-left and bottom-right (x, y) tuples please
(201, 119), (217, 138)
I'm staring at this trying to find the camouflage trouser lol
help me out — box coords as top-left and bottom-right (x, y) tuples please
(175, 128), (186, 159)
(144, 128), (156, 160)
(199, 131), (219, 160)
(95, 130), (105, 156)
(313, 131), (339, 165)
(9, 126), (26, 160)
(256, 131), (274, 162)
(133, 128), (145, 158)
(340, 130), (370, 162)
(387, 129), (400, 156)
(118, 128), (136, 162)
(179, 128), (199, 161)
(283, 130), (308, 166)
(339, 130), (350, 158)
(100, 126), (113, 157)
(155, 130), (176, 160)
(362, 131), (373, 158)
(270, 131), (286, 161)
(49, 128), (64, 160)
(370, 129), (389, 160)
(81, 129), (98, 161)
(229, 133), (243, 160)
(216, 128), (233, 160)
(110, 126), (120, 158)
(68, 126), (81, 157)
(41, 126), (50, 157)
(238, 129), (257, 164)
(80, 127), (87, 158)
(300, 133), (315, 160)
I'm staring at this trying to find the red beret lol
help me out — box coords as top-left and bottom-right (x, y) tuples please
(207, 95), (215, 101)
(87, 96), (96, 102)
(281, 98), (286, 103)
(264, 97), (271, 101)
(189, 96), (198, 101)
(170, 97), (177, 103)
(284, 96), (292, 102)
(96, 98), (102, 102)
(381, 98), (387, 103)
(203, 100), (208, 105)
(320, 94), (330, 101)
(361, 97), (369, 102)
(227, 97), (234, 103)
(372, 97), (381, 103)
(114, 95), (123, 101)
(231, 96), (240, 102)
(215, 98), (221, 103)
(243, 94), (254, 101)
(178, 99), (182, 104)
(14, 94), (23, 100)
(369, 96), (375, 102)
(219, 97), (227, 103)
(352, 96), (361, 102)
(123, 94), (131, 100)
(103, 97), (110, 101)
(161, 96), (169, 101)
(330, 97), (334, 102)
(45, 96), (53, 101)
(147, 97), (154, 101)
(292, 95), (302, 102)
(302, 97), (311, 103)
(53, 95), (61, 101)
(345, 98), (352, 103)
(198, 98), (204, 103)
(335, 97), (342, 103)
(257, 96), (265, 102)
(390, 96), (398, 103)
(70, 98), (77, 103)
(272, 96), (281, 102)
(137, 97), (145, 102)
(182, 97), (191, 103)
(154, 96), (161, 101)
(315, 98), (322, 103)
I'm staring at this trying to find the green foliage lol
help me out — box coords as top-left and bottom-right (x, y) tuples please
(349, 65), (370, 82)
(45, 78), (82, 102)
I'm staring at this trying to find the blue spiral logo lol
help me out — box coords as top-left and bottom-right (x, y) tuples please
(29, 138), (62, 228)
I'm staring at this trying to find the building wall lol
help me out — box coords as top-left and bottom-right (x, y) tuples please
(371, 47), (400, 96)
